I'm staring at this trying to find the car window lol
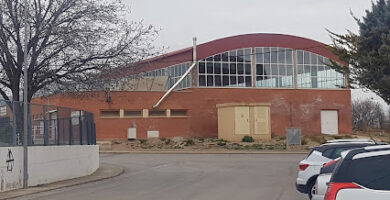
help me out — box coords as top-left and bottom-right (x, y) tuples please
(331, 147), (350, 159)
(321, 149), (334, 159)
(333, 154), (390, 190)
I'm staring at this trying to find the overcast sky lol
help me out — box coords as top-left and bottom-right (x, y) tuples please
(123, 0), (388, 108)
(124, 0), (372, 51)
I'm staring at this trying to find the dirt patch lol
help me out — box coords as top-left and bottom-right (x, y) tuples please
(102, 130), (389, 152)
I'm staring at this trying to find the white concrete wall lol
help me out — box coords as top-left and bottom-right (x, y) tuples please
(0, 145), (99, 192)
(0, 147), (23, 192)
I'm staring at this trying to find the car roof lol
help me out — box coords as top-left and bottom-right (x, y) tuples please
(343, 145), (390, 160)
(325, 138), (375, 144)
(312, 142), (377, 152)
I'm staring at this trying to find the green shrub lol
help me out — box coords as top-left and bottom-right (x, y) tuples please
(251, 144), (263, 150)
(139, 139), (147, 144)
(242, 136), (254, 143)
(184, 139), (195, 146)
(333, 135), (343, 139)
(301, 138), (308, 145)
(217, 139), (227, 146)
(164, 139), (171, 145)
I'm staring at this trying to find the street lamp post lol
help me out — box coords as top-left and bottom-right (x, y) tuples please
(23, 0), (29, 189)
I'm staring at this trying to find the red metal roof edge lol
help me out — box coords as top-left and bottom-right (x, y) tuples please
(137, 33), (347, 73)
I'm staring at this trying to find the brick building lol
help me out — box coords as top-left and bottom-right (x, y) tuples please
(35, 33), (353, 140)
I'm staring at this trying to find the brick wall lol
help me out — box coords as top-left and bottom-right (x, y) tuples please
(33, 88), (353, 139)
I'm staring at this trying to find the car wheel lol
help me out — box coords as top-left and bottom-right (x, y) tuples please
(307, 180), (315, 199)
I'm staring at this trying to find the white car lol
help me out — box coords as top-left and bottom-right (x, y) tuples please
(312, 173), (331, 200)
(312, 158), (342, 200)
(296, 139), (378, 199)
(324, 145), (390, 200)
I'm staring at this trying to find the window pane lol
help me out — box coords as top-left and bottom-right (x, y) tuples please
(271, 48), (277, 63)
(256, 64), (263, 75)
(215, 75), (222, 86)
(244, 48), (252, 62)
(264, 64), (271, 76)
(256, 48), (263, 63)
(207, 75), (213, 86)
(207, 62), (213, 74)
(222, 62), (229, 74)
(311, 53), (318, 65)
(222, 52), (229, 62)
(264, 48), (270, 63)
(286, 49), (293, 64)
(245, 76), (252, 87)
(199, 75), (206, 86)
(312, 77), (318, 88)
(278, 48), (286, 63)
(304, 51), (310, 64)
(311, 66), (318, 76)
(214, 62), (221, 74)
(237, 63), (244, 74)
(298, 65), (303, 74)
(237, 49), (244, 62)
(297, 50), (303, 64)
(230, 63), (236, 74)
(304, 65), (311, 74)
(223, 75), (229, 86)
(214, 54), (221, 61)
(287, 65), (294, 76)
(271, 64), (278, 76)
(245, 64), (251, 75)
(238, 76), (244, 87)
(206, 56), (213, 62)
(229, 50), (237, 62)
(279, 65), (286, 76)
(230, 76), (237, 86)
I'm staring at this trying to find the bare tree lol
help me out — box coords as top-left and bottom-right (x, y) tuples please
(0, 0), (159, 102)
(352, 99), (386, 131)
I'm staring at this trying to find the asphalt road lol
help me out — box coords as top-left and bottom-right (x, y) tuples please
(11, 153), (308, 200)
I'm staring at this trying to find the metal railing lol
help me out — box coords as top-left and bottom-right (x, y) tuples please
(0, 99), (96, 147)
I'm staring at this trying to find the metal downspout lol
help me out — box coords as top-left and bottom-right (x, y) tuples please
(152, 37), (197, 109)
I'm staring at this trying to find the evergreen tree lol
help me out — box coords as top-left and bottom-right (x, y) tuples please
(329, 0), (390, 104)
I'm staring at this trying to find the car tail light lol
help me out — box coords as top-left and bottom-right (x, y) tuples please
(299, 164), (309, 171)
(324, 182), (361, 200)
(323, 158), (340, 168)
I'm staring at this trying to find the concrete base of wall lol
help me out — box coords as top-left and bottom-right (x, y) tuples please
(0, 145), (99, 192)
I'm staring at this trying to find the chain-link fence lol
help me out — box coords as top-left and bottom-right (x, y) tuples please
(0, 99), (96, 147)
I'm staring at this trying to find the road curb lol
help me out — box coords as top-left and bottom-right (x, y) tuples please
(100, 150), (309, 154)
(0, 163), (124, 200)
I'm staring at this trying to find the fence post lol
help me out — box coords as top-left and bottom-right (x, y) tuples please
(93, 123), (96, 145)
(79, 111), (83, 145)
(86, 114), (91, 145)
(12, 101), (17, 146)
(43, 105), (48, 146)
(28, 103), (32, 146)
(69, 116), (73, 145)
(56, 107), (60, 145)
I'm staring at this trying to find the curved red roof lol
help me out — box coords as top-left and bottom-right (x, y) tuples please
(138, 33), (344, 72)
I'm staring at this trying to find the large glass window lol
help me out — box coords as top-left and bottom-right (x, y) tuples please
(296, 50), (345, 88)
(255, 47), (294, 88)
(144, 62), (192, 90)
(198, 48), (252, 87)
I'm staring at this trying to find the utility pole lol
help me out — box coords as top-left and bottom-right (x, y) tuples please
(23, 0), (29, 189)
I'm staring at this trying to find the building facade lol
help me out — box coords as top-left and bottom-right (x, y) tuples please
(35, 34), (353, 140)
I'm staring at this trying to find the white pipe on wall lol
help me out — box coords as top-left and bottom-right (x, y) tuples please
(152, 37), (197, 109)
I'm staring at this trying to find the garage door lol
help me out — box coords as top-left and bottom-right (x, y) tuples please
(321, 110), (339, 135)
